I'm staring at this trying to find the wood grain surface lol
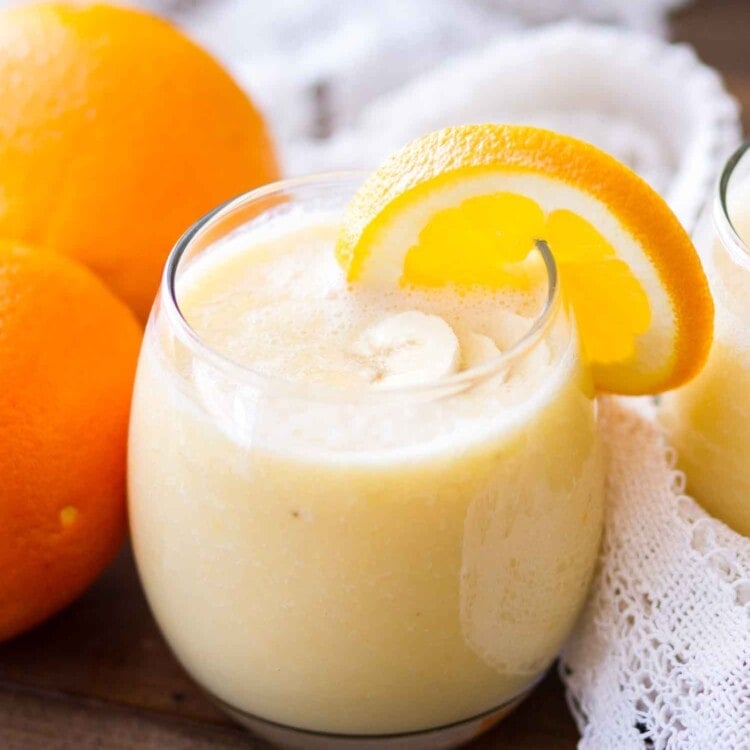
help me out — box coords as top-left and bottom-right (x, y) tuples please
(0, 0), (747, 747)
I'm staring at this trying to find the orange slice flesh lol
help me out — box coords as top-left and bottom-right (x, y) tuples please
(336, 125), (713, 395)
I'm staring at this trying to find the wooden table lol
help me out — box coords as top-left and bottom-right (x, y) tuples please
(1, 1), (747, 747)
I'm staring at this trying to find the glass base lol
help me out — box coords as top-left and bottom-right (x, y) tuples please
(214, 688), (533, 750)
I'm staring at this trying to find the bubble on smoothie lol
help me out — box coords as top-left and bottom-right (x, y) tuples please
(178, 211), (551, 391)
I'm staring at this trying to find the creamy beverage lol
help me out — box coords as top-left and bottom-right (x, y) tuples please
(128, 177), (604, 738)
(661, 146), (750, 536)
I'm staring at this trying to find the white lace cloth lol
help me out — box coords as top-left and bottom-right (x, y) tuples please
(175, 0), (692, 147)
(562, 399), (750, 750)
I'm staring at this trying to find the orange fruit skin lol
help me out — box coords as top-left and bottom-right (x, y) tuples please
(0, 241), (142, 642)
(0, 2), (280, 321)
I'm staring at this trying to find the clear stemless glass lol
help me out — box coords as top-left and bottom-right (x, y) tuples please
(128, 173), (605, 750)
(661, 142), (750, 537)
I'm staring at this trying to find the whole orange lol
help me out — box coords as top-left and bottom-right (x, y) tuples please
(0, 241), (141, 642)
(0, 2), (279, 320)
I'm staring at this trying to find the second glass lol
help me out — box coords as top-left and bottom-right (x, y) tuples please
(128, 174), (605, 749)
(661, 142), (750, 537)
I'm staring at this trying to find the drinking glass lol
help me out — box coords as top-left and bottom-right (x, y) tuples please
(128, 173), (605, 749)
(661, 142), (750, 536)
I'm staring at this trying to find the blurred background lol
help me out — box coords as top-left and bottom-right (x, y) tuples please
(103, 0), (691, 158)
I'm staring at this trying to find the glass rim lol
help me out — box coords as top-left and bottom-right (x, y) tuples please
(159, 171), (561, 403)
(715, 140), (750, 267)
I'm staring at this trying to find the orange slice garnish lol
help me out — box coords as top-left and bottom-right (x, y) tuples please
(336, 124), (713, 395)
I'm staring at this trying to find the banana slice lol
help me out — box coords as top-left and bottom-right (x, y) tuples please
(461, 332), (502, 370)
(352, 310), (460, 387)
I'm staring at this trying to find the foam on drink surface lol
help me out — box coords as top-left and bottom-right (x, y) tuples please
(178, 212), (548, 390)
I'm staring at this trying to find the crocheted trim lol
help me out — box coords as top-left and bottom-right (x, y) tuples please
(561, 398), (750, 750)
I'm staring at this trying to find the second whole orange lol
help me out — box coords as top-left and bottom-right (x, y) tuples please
(0, 241), (142, 642)
(0, 2), (280, 320)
